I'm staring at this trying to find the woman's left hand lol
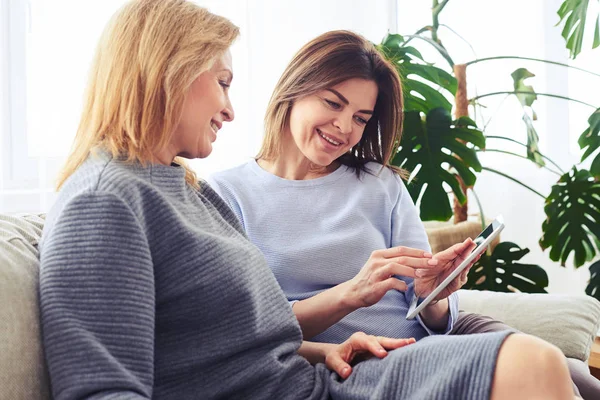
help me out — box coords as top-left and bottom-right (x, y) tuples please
(325, 332), (415, 379)
(414, 238), (482, 301)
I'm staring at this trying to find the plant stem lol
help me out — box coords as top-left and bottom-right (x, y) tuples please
(404, 35), (455, 67)
(469, 187), (487, 232)
(477, 149), (562, 176)
(470, 91), (597, 109)
(465, 56), (600, 78)
(403, 26), (432, 47)
(420, 0), (453, 67)
(482, 94), (512, 131)
(439, 23), (477, 58)
(485, 135), (565, 174)
(431, 0), (444, 44)
(468, 187), (492, 255)
(432, 0), (450, 22)
(482, 167), (546, 199)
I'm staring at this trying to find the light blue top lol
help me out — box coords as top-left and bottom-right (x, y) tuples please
(209, 160), (458, 342)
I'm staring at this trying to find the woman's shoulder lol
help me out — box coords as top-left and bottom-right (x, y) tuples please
(360, 162), (405, 185)
(209, 161), (255, 186)
(51, 154), (180, 224)
(207, 160), (257, 200)
(350, 162), (410, 203)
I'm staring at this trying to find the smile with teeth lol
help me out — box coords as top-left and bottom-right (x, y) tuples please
(210, 121), (219, 133)
(317, 128), (341, 146)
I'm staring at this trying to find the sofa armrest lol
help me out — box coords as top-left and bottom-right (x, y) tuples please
(457, 289), (600, 362)
(0, 213), (50, 399)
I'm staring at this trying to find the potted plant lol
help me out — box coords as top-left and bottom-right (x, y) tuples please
(377, 0), (600, 298)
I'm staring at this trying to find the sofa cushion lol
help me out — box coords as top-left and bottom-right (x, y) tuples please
(424, 219), (500, 254)
(458, 289), (600, 362)
(0, 213), (50, 399)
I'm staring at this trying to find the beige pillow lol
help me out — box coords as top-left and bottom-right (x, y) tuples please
(458, 289), (600, 362)
(0, 214), (50, 400)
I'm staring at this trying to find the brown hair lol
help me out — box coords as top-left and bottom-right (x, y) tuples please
(258, 30), (405, 177)
(57, 0), (239, 189)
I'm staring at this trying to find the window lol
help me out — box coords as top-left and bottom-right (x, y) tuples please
(0, 0), (398, 213)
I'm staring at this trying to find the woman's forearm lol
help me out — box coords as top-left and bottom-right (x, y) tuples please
(293, 281), (357, 339)
(418, 297), (450, 332)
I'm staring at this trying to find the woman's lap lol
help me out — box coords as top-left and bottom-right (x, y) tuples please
(326, 330), (512, 400)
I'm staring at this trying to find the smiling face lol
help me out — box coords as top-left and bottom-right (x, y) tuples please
(285, 78), (378, 168)
(169, 51), (235, 161)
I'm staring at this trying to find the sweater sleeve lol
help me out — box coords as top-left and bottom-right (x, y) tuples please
(390, 177), (458, 335)
(39, 192), (155, 400)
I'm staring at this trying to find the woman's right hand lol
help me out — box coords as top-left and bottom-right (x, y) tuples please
(343, 246), (437, 309)
(325, 332), (416, 379)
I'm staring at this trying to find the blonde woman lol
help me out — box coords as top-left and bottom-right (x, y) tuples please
(210, 30), (582, 399)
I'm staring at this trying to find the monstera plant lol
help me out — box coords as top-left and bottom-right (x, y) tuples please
(376, 0), (600, 297)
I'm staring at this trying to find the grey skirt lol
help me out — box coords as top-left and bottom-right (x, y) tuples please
(321, 330), (513, 400)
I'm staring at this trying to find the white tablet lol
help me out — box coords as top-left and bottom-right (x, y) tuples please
(406, 215), (505, 320)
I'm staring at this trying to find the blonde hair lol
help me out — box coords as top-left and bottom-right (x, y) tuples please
(57, 0), (239, 189)
(259, 30), (405, 177)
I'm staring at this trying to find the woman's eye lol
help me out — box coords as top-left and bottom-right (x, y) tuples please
(219, 81), (230, 89)
(355, 116), (368, 125)
(325, 99), (340, 109)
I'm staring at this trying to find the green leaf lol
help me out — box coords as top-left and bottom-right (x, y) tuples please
(381, 33), (405, 50)
(464, 242), (549, 293)
(511, 68), (537, 108)
(378, 37), (456, 114)
(578, 108), (600, 178)
(403, 64), (457, 95)
(393, 108), (485, 221)
(522, 113), (546, 167)
(405, 80), (452, 111)
(453, 128), (486, 150)
(539, 167), (600, 267)
(594, 15), (600, 48)
(510, 68), (545, 167)
(585, 259), (600, 300)
(556, 0), (592, 59)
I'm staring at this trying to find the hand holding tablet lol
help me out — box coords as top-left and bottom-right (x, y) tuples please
(406, 216), (505, 319)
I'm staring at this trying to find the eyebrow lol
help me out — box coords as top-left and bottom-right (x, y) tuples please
(326, 88), (374, 115)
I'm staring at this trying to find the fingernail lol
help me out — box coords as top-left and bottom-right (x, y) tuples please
(379, 348), (387, 354)
(342, 367), (350, 375)
(416, 269), (425, 277)
(427, 259), (438, 265)
(423, 252), (432, 258)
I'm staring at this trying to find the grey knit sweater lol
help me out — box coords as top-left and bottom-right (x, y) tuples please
(39, 152), (327, 399)
(39, 151), (510, 400)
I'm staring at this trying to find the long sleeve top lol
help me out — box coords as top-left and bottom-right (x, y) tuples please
(208, 160), (459, 343)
